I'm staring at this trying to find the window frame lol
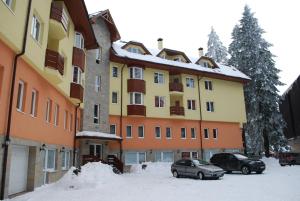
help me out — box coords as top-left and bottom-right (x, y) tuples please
(16, 81), (25, 112)
(186, 77), (195, 88)
(112, 91), (118, 104)
(181, 128), (186, 139)
(213, 128), (218, 139)
(204, 128), (209, 139)
(95, 75), (101, 92)
(138, 125), (144, 138)
(166, 127), (172, 139)
(129, 67), (144, 80)
(30, 89), (37, 117)
(155, 126), (161, 139)
(31, 14), (41, 42)
(110, 124), (116, 135)
(206, 101), (215, 112)
(44, 149), (56, 172)
(45, 98), (52, 123)
(187, 99), (196, 110)
(61, 150), (70, 170)
(124, 152), (146, 165)
(3, 0), (13, 10)
(154, 72), (164, 84)
(191, 128), (196, 139)
(130, 92), (143, 105)
(69, 113), (73, 132)
(93, 104), (100, 124)
(96, 47), (102, 63)
(74, 32), (84, 49)
(64, 110), (68, 130)
(54, 103), (59, 126)
(112, 67), (118, 77)
(204, 80), (213, 90)
(127, 47), (142, 54)
(126, 125), (132, 138)
(155, 96), (165, 108)
(72, 66), (82, 85)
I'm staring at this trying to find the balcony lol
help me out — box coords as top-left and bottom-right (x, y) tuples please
(70, 82), (84, 102)
(127, 105), (146, 116)
(49, 2), (68, 40)
(127, 79), (146, 93)
(72, 47), (85, 72)
(170, 106), (185, 116)
(169, 82), (183, 93)
(44, 49), (64, 84)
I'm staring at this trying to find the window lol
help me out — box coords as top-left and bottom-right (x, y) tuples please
(96, 47), (102, 63)
(31, 15), (41, 42)
(3, 0), (13, 9)
(16, 81), (25, 111)
(30, 89), (38, 117)
(45, 99), (52, 123)
(187, 100), (196, 110)
(213, 128), (218, 139)
(174, 57), (181, 62)
(191, 128), (196, 139)
(69, 113), (73, 132)
(206, 101), (214, 112)
(61, 8), (69, 31)
(94, 104), (100, 124)
(112, 67), (118, 77)
(181, 128), (186, 139)
(129, 67), (143, 79)
(203, 61), (210, 68)
(44, 149), (56, 171)
(155, 126), (161, 138)
(72, 66), (82, 84)
(124, 152), (146, 165)
(154, 72), (164, 84)
(64, 110), (68, 130)
(89, 144), (102, 157)
(166, 127), (172, 139)
(74, 32), (84, 49)
(61, 150), (70, 170)
(110, 125), (116, 134)
(130, 92), (143, 105)
(138, 125), (144, 138)
(95, 76), (101, 92)
(204, 128), (209, 139)
(186, 78), (194, 88)
(205, 80), (213, 90)
(155, 152), (174, 162)
(155, 96), (165, 108)
(112, 92), (118, 104)
(54, 104), (59, 126)
(126, 125), (132, 138)
(181, 152), (198, 159)
(127, 47), (142, 54)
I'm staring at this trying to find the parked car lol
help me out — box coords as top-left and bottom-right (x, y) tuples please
(171, 159), (225, 180)
(279, 152), (300, 166)
(210, 153), (266, 175)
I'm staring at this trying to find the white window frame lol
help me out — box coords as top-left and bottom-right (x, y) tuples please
(16, 81), (25, 112)
(30, 89), (37, 117)
(69, 113), (73, 132)
(187, 99), (196, 110)
(155, 126), (161, 139)
(31, 14), (41, 42)
(61, 8), (69, 31)
(93, 104), (100, 124)
(45, 98), (51, 123)
(54, 104), (59, 126)
(44, 149), (56, 172)
(74, 32), (84, 49)
(112, 67), (118, 77)
(72, 66), (82, 85)
(181, 128), (186, 139)
(213, 128), (218, 139)
(110, 124), (116, 135)
(61, 150), (70, 170)
(129, 67), (144, 80)
(64, 110), (68, 130)
(204, 128), (209, 139)
(206, 101), (214, 112)
(154, 72), (164, 84)
(191, 128), (196, 139)
(155, 96), (165, 108)
(155, 151), (174, 162)
(138, 125), (144, 138)
(128, 47), (141, 54)
(95, 75), (101, 92)
(3, 0), (13, 9)
(125, 152), (146, 165)
(112, 91), (118, 104)
(203, 61), (210, 68)
(186, 77), (195, 88)
(166, 127), (172, 139)
(205, 80), (213, 90)
(130, 92), (143, 105)
(96, 47), (102, 62)
(126, 125), (132, 138)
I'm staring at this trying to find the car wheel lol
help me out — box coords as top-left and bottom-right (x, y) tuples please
(280, 164), (285, 167)
(198, 172), (204, 180)
(241, 166), (250, 175)
(173, 170), (179, 178)
(256, 171), (263, 174)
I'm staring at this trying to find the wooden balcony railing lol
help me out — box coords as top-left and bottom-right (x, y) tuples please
(169, 82), (183, 92)
(127, 105), (146, 116)
(127, 79), (146, 93)
(82, 155), (102, 165)
(70, 82), (84, 102)
(170, 106), (185, 116)
(45, 49), (64, 75)
(50, 2), (68, 31)
(72, 47), (85, 72)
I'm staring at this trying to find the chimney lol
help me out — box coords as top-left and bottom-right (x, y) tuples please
(198, 47), (204, 57)
(157, 38), (163, 50)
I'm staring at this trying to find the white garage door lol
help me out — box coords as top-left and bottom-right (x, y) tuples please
(8, 145), (29, 195)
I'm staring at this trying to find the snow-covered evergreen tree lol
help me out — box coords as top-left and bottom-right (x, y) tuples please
(228, 5), (286, 156)
(206, 27), (228, 64)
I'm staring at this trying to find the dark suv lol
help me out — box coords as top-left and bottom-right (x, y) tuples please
(210, 153), (266, 175)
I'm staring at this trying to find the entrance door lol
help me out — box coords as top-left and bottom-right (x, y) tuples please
(8, 145), (29, 195)
(89, 144), (103, 159)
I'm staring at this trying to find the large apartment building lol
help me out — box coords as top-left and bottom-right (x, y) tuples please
(0, 0), (97, 198)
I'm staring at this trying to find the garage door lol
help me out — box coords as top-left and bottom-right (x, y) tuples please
(8, 145), (29, 195)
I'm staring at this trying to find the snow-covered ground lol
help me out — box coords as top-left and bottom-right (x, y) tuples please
(7, 158), (300, 201)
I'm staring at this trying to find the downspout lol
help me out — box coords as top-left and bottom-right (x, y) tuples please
(197, 75), (204, 159)
(73, 103), (81, 167)
(1, 0), (32, 199)
(119, 64), (126, 160)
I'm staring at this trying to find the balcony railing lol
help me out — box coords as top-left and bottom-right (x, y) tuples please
(127, 105), (146, 116)
(72, 47), (85, 72)
(170, 106), (185, 116)
(50, 2), (69, 31)
(70, 82), (84, 102)
(127, 79), (146, 93)
(45, 49), (64, 75)
(169, 82), (183, 92)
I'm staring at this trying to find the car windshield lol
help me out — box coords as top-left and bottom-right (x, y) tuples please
(234, 154), (248, 160)
(193, 160), (210, 166)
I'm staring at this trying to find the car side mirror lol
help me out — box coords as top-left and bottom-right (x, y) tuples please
(191, 163), (195, 167)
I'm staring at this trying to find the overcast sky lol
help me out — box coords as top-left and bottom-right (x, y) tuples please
(85, 0), (300, 94)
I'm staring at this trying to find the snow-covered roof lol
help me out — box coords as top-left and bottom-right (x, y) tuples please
(76, 131), (122, 140)
(112, 41), (250, 81)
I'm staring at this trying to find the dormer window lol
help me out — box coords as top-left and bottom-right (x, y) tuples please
(174, 57), (182, 62)
(74, 32), (84, 49)
(129, 67), (143, 80)
(203, 61), (210, 68)
(127, 47), (142, 54)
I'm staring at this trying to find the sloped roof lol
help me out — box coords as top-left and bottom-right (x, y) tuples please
(195, 56), (219, 68)
(121, 41), (152, 55)
(157, 48), (192, 63)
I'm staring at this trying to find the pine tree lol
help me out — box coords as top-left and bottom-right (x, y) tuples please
(228, 5), (286, 156)
(206, 27), (228, 64)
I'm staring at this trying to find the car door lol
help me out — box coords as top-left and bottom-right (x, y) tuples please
(227, 154), (239, 170)
(185, 160), (197, 177)
(215, 154), (227, 170)
(175, 160), (187, 175)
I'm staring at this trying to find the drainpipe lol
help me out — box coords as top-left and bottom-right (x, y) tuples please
(1, 0), (32, 199)
(73, 103), (81, 167)
(119, 64), (126, 160)
(197, 75), (204, 159)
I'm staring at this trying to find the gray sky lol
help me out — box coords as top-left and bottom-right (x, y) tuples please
(85, 0), (300, 94)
